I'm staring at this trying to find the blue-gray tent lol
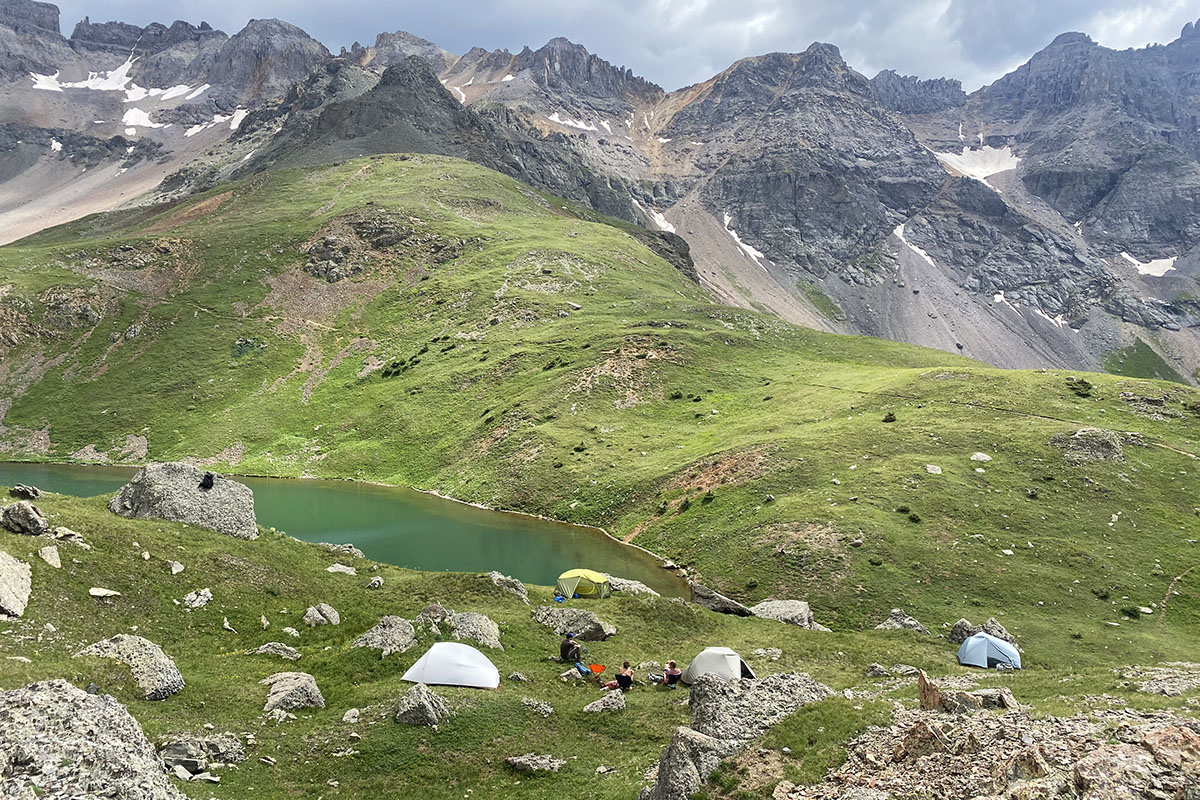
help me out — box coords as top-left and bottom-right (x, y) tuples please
(956, 632), (1021, 669)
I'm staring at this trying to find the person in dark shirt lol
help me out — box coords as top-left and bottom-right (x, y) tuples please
(560, 633), (581, 663)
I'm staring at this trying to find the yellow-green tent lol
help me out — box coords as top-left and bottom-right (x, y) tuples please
(555, 569), (611, 598)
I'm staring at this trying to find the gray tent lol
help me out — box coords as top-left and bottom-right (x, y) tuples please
(680, 646), (755, 683)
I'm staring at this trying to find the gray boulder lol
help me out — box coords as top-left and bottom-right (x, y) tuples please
(260, 672), (324, 712)
(160, 733), (245, 777)
(8, 484), (40, 500)
(0, 550), (32, 617)
(606, 574), (660, 596)
(506, 753), (567, 773)
(874, 608), (932, 636)
(183, 588), (212, 609)
(639, 726), (741, 800)
(749, 599), (815, 628)
(353, 615), (417, 657)
(0, 679), (186, 799)
(318, 542), (364, 559)
(394, 682), (451, 726)
(366, 576), (384, 589)
(689, 583), (752, 616)
(948, 616), (1019, 646)
(483, 571), (529, 603)
(531, 605), (616, 640)
(248, 642), (301, 661)
(451, 611), (503, 650)
(583, 691), (626, 713)
(108, 463), (257, 539)
(1050, 427), (1125, 462)
(302, 603), (340, 626)
(689, 673), (834, 741)
(1, 500), (49, 536)
(75, 634), (184, 700)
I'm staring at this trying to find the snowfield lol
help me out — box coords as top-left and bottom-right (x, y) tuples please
(1120, 251), (1177, 276)
(893, 223), (937, 269)
(934, 145), (1021, 191)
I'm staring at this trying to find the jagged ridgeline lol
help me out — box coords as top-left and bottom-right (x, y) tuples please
(2, 154), (1199, 627)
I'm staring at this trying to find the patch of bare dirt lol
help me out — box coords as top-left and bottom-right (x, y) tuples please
(142, 191), (233, 235)
(302, 338), (375, 403)
(568, 337), (681, 409)
(256, 267), (388, 332)
(667, 447), (775, 494)
(116, 434), (148, 462)
(754, 522), (843, 552)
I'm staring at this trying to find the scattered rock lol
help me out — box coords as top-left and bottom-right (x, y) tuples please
(509, 671), (532, 683)
(326, 563), (357, 575)
(689, 673), (834, 741)
(108, 463), (257, 539)
(531, 605), (617, 640)
(505, 753), (566, 774)
(394, 683), (451, 726)
(319, 542), (364, 559)
(483, 570), (529, 603)
(303, 603), (340, 626)
(689, 582), (752, 616)
(222, 617), (237, 633)
(874, 608), (931, 635)
(160, 733), (245, 777)
(925, 464), (943, 474)
(866, 663), (891, 678)
(353, 616), (417, 657)
(752, 648), (783, 661)
(948, 617), (1018, 647)
(89, 587), (121, 597)
(584, 691), (627, 712)
(749, 599), (816, 628)
(260, 672), (325, 712)
(248, 642), (301, 661)
(0, 550), (32, 617)
(521, 697), (554, 717)
(183, 588), (212, 609)
(0, 679), (186, 799)
(1050, 427), (1125, 462)
(1121, 663), (1200, 696)
(168, 560), (184, 575)
(342, 708), (360, 724)
(260, 614), (270, 629)
(282, 626), (300, 638)
(606, 574), (661, 596)
(1, 500), (50, 536)
(52, 526), (88, 547)
(970, 452), (992, 462)
(366, 576), (384, 589)
(75, 634), (185, 700)
(8, 484), (40, 500)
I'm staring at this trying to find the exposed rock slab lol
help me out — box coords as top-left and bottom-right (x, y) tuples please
(0, 679), (186, 799)
(584, 691), (626, 713)
(394, 682), (451, 726)
(689, 673), (834, 741)
(531, 605), (616, 640)
(248, 642), (301, 661)
(75, 634), (184, 700)
(0, 550), (32, 617)
(303, 602), (340, 626)
(160, 733), (245, 777)
(108, 463), (257, 539)
(353, 615), (417, 657)
(874, 608), (931, 635)
(606, 574), (660, 596)
(260, 672), (324, 712)
(639, 726), (742, 800)
(750, 599), (815, 628)
(506, 753), (567, 773)
(483, 570), (529, 603)
(37, 544), (60, 568)
(690, 582), (753, 616)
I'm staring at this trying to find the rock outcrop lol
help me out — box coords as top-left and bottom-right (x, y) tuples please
(353, 615), (417, 657)
(260, 671), (325, 712)
(394, 682), (451, 726)
(749, 599), (816, 628)
(689, 583), (752, 616)
(606, 574), (661, 596)
(1, 500), (49, 535)
(302, 602), (340, 626)
(531, 605), (616, 640)
(583, 691), (626, 713)
(0, 679), (186, 799)
(75, 634), (185, 700)
(248, 642), (301, 661)
(505, 753), (567, 773)
(640, 726), (742, 800)
(948, 617), (1019, 646)
(449, 611), (503, 650)
(483, 571), (529, 603)
(874, 608), (932, 635)
(160, 733), (245, 778)
(0, 550), (31, 617)
(108, 463), (257, 539)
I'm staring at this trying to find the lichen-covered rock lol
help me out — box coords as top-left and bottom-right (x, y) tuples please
(0, 679), (186, 799)
(874, 608), (931, 635)
(606, 574), (660, 596)
(749, 599), (815, 628)
(247, 642), (301, 661)
(0, 550), (32, 617)
(483, 571), (529, 603)
(160, 733), (246, 776)
(451, 611), (502, 650)
(1, 500), (49, 536)
(583, 691), (626, 713)
(1050, 427), (1125, 462)
(183, 588), (212, 609)
(639, 726), (741, 800)
(394, 682), (451, 726)
(303, 603), (340, 626)
(353, 615), (417, 657)
(37, 544), (60, 569)
(531, 605), (616, 640)
(688, 673), (834, 741)
(506, 753), (567, 773)
(75, 634), (184, 700)
(108, 463), (257, 539)
(260, 672), (324, 712)
(366, 576), (384, 589)
(689, 583), (752, 616)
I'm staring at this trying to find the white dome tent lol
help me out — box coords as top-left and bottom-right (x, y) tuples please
(680, 646), (755, 684)
(402, 641), (500, 689)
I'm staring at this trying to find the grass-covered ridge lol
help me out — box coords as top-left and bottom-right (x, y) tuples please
(0, 153), (1198, 646)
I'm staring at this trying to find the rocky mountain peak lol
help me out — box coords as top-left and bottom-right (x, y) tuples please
(1182, 18), (1200, 39)
(518, 36), (663, 101)
(871, 70), (965, 114)
(68, 16), (224, 55)
(347, 29), (457, 73)
(1048, 31), (1094, 48)
(204, 17), (330, 100)
(0, 0), (59, 34)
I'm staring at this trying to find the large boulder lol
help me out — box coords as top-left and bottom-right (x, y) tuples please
(874, 608), (931, 635)
(639, 726), (742, 800)
(1051, 427), (1125, 462)
(302, 603), (340, 626)
(451, 611), (503, 650)
(75, 634), (184, 700)
(688, 673), (834, 741)
(1, 500), (50, 536)
(606, 574), (661, 596)
(483, 571), (529, 603)
(260, 672), (324, 712)
(531, 605), (616, 640)
(0, 550), (32, 617)
(108, 463), (257, 539)
(353, 616), (417, 657)
(583, 691), (626, 713)
(394, 682), (451, 726)
(0, 679), (186, 799)
(948, 616), (1018, 646)
(749, 599), (815, 628)
(689, 582), (752, 616)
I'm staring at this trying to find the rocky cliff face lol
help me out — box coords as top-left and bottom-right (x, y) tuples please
(202, 18), (330, 101)
(347, 30), (457, 73)
(870, 70), (965, 114)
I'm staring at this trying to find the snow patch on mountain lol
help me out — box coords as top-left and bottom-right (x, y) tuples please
(723, 212), (766, 269)
(992, 290), (1023, 316)
(1120, 252), (1177, 276)
(501, 74), (515, 82)
(934, 146), (1020, 191)
(122, 108), (164, 129)
(548, 112), (598, 132)
(893, 224), (937, 268)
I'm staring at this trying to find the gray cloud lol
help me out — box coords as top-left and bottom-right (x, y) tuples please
(50, 0), (1200, 91)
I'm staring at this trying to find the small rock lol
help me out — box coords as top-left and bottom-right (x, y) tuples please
(343, 708), (360, 724)
(168, 561), (184, 575)
(583, 691), (626, 713)
(140, 551), (150, 561)
(247, 642), (301, 661)
(505, 753), (566, 773)
(282, 626), (300, 638)
(0, 551), (32, 617)
(89, 587), (121, 598)
(874, 608), (931, 636)
(970, 452), (992, 462)
(866, 663), (891, 678)
(260, 672), (324, 712)
(326, 563), (357, 575)
(509, 671), (532, 683)
(172, 764), (193, 782)
(353, 616), (417, 657)
(183, 588), (212, 609)
(366, 576), (384, 589)
(521, 697), (554, 717)
(222, 617), (237, 633)
(260, 614), (270, 629)
(751, 648), (783, 661)
(395, 683), (451, 726)
(925, 464), (942, 475)
(303, 603), (340, 626)
(37, 545), (61, 569)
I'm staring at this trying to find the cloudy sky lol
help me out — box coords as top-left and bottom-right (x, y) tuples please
(52, 0), (1199, 91)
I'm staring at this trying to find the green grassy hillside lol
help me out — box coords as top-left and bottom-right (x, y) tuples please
(1, 153), (1198, 649)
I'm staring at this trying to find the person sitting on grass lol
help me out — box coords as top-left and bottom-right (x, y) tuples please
(616, 661), (634, 691)
(558, 634), (594, 681)
(663, 660), (682, 689)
